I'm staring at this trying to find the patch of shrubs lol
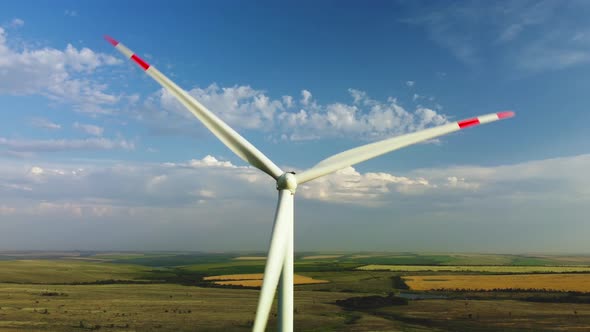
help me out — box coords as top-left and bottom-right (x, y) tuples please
(40, 291), (67, 297)
(524, 292), (590, 304)
(335, 292), (408, 310)
(391, 276), (410, 290)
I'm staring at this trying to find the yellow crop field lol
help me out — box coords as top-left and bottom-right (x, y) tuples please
(204, 273), (329, 287)
(403, 274), (590, 292)
(358, 264), (590, 273)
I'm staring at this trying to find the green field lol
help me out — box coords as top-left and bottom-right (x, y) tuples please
(1, 251), (590, 331)
(0, 260), (151, 284)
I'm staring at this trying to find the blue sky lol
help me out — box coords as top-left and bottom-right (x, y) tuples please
(1, 1), (589, 252)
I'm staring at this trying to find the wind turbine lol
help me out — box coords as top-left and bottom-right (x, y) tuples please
(104, 35), (514, 332)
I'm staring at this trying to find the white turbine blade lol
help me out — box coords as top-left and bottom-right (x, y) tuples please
(295, 112), (515, 184)
(104, 35), (283, 179)
(253, 190), (294, 332)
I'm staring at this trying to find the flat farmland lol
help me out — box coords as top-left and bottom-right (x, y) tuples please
(359, 264), (590, 273)
(403, 273), (590, 292)
(3, 252), (590, 331)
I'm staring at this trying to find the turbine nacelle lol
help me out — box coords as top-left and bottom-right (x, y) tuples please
(277, 172), (298, 194)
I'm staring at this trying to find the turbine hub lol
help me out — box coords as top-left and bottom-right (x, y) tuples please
(277, 172), (298, 194)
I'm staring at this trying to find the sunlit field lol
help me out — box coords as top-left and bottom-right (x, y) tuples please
(1, 251), (590, 331)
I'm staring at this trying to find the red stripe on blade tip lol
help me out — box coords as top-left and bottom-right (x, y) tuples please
(458, 118), (480, 129)
(104, 35), (119, 46)
(131, 54), (150, 70)
(497, 111), (515, 119)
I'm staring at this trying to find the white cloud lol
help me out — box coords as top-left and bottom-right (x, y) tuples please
(30, 118), (61, 130)
(189, 155), (237, 168)
(0, 27), (122, 113)
(73, 122), (104, 136)
(299, 166), (434, 205)
(1, 153), (589, 251)
(276, 88), (448, 141)
(282, 95), (293, 108)
(301, 90), (312, 106)
(9, 18), (24, 28)
(445, 176), (480, 190)
(0, 137), (134, 152)
(146, 174), (167, 192)
(154, 84), (280, 130)
(2, 153), (589, 214)
(64, 10), (78, 17)
(30, 166), (44, 176)
(406, 80), (415, 87)
(401, 2), (590, 72)
(147, 84), (448, 141)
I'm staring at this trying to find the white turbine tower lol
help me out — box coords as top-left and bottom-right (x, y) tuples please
(105, 35), (514, 332)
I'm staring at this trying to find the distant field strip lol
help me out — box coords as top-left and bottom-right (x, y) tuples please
(0, 260), (148, 284)
(233, 256), (266, 261)
(204, 273), (329, 287)
(358, 265), (590, 273)
(302, 255), (342, 260)
(403, 274), (590, 292)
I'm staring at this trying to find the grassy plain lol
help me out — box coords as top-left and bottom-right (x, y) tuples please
(0, 283), (355, 331)
(2, 251), (590, 331)
(0, 260), (150, 284)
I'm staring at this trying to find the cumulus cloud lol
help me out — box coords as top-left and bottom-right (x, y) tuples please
(1, 153), (589, 216)
(0, 137), (134, 152)
(406, 80), (415, 87)
(299, 166), (434, 205)
(188, 155), (238, 168)
(146, 84), (448, 141)
(73, 122), (104, 136)
(1, 154), (589, 251)
(146, 84), (281, 133)
(276, 88), (448, 141)
(301, 90), (313, 106)
(0, 27), (122, 113)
